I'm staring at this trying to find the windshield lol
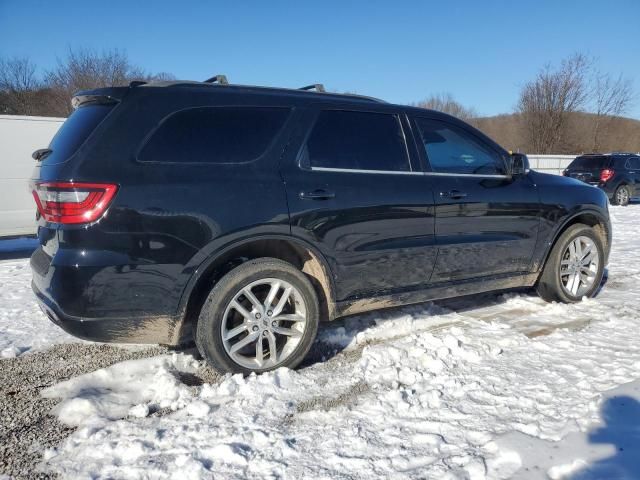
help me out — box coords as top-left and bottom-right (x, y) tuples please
(41, 104), (115, 165)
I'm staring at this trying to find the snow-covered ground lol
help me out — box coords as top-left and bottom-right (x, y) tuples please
(0, 238), (76, 358)
(1, 206), (640, 479)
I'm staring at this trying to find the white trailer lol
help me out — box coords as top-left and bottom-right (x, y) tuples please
(0, 115), (65, 237)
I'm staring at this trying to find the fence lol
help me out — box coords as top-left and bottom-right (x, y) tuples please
(527, 155), (577, 175)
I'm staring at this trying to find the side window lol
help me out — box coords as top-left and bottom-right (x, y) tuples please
(414, 118), (506, 175)
(301, 110), (410, 172)
(627, 157), (640, 170)
(139, 106), (290, 163)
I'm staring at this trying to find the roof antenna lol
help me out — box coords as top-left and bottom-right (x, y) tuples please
(204, 74), (229, 85)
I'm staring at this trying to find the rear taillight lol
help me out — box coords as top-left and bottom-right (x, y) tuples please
(32, 182), (118, 224)
(600, 169), (615, 183)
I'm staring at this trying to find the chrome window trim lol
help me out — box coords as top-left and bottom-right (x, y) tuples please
(309, 166), (423, 175)
(308, 166), (510, 178)
(423, 171), (511, 179)
(396, 115), (415, 172)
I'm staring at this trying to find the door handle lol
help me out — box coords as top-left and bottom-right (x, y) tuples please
(299, 189), (335, 200)
(440, 190), (468, 199)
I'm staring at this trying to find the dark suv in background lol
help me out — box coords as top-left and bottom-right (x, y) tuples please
(30, 78), (611, 374)
(563, 153), (640, 206)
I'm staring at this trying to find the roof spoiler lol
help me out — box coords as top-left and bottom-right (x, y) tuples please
(71, 86), (130, 109)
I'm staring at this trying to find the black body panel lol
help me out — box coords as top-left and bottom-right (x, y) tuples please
(29, 81), (612, 345)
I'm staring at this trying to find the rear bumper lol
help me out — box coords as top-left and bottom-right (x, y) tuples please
(598, 183), (616, 199)
(32, 280), (182, 345)
(30, 244), (186, 345)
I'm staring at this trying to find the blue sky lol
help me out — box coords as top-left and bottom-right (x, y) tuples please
(1, 0), (639, 118)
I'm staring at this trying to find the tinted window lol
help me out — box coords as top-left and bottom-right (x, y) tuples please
(302, 110), (410, 171)
(626, 157), (640, 169)
(139, 107), (290, 163)
(44, 104), (114, 165)
(414, 118), (505, 175)
(568, 156), (609, 170)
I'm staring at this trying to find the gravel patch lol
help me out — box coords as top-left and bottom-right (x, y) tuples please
(295, 380), (371, 413)
(0, 343), (169, 479)
(0, 333), (350, 479)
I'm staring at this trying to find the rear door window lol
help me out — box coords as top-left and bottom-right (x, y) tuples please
(43, 104), (115, 165)
(300, 110), (410, 172)
(413, 117), (506, 175)
(568, 156), (609, 170)
(626, 157), (640, 170)
(139, 106), (290, 163)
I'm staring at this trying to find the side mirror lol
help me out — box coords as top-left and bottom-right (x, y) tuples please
(509, 153), (530, 176)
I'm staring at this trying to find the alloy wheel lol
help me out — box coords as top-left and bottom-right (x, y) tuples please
(221, 278), (307, 370)
(559, 235), (600, 297)
(616, 187), (630, 206)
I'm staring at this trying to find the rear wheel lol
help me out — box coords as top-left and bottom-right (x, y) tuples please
(613, 185), (630, 206)
(196, 258), (319, 374)
(536, 224), (604, 303)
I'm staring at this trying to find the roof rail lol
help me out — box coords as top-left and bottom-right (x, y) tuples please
(299, 84), (326, 93)
(204, 74), (229, 85)
(129, 80), (147, 87)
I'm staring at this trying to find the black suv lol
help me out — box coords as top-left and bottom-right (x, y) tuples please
(30, 79), (611, 374)
(563, 153), (640, 206)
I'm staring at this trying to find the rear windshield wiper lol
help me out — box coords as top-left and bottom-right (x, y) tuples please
(32, 148), (52, 161)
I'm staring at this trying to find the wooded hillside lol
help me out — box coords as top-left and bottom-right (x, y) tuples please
(473, 112), (640, 154)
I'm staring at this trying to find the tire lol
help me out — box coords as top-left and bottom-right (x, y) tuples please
(196, 257), (319, 374)
(612, 185), (630, 206)
(536, 223), (605, 303)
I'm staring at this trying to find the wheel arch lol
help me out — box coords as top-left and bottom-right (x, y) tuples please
(615, 181), (633, 197)
(174, 235), (337, 344)
(540, 208), (611, 274)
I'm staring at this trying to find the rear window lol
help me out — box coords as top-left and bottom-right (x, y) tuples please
(568, 156), (610, 170)
(138, 106), (290, 164)
(44, 104), (114, 164)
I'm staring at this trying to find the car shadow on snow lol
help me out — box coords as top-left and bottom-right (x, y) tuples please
(571, 395), (640, 479)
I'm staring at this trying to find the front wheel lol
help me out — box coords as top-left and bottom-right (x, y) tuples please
(536, 224), (604, 303)
(196, 258), (319, 374)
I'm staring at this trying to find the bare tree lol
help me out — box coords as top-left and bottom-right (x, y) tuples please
(0, 50), (175, 117)
(413, 93), (477, 121)
(44, 48), (164, 116)
(517, 53), (591, 153)
(0, 56), (43, 115)
(591, 72), (634, 151)
(147, 71), (176, 82)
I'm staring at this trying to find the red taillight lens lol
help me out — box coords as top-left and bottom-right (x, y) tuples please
(600, 169), (614, 183)
(31, 182), (118, 224)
